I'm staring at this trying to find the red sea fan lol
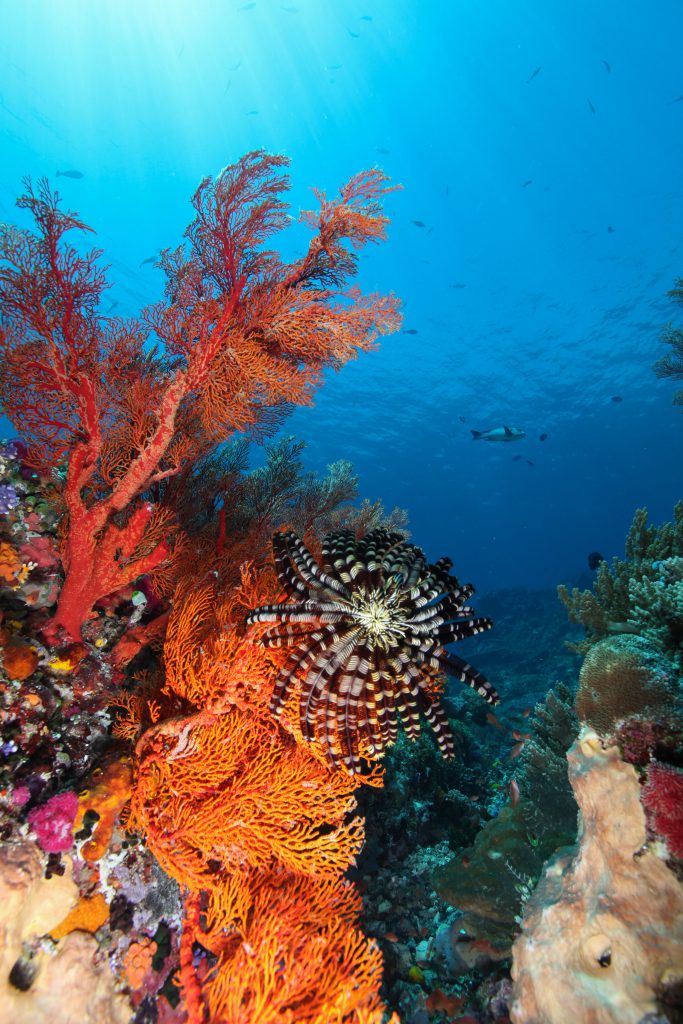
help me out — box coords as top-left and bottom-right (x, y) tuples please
(642, 761), (683, 858)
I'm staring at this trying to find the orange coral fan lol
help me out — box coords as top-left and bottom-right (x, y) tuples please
(201, 869), (395, 1024)
(130, 567), (394, 1023)
(74, 756), (135, 861)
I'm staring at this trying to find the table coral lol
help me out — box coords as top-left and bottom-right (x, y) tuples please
(510, 730), (683, 1024)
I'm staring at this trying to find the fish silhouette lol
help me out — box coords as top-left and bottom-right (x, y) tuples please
(526, 66), (541, 83)
(56, 169), (84, 179)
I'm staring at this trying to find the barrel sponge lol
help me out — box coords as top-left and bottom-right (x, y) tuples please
(575, 634), (677, 735)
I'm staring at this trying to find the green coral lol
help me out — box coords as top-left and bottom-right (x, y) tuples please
(432, 683), (579, 955)
(654, 276), (683, 407)
(558, 502), (683, 660)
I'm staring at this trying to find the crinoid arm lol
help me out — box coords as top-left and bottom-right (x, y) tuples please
(246, 527), (499, 773)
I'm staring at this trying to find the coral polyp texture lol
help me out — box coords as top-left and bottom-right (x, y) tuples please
(247, 528), (498, 772)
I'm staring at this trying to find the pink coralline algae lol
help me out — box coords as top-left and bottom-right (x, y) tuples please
(28, 791), (79, 854)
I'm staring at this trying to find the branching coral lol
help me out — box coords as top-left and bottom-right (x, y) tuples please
(558, 501), (683, 659)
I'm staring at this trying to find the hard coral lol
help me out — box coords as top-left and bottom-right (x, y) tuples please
(575, 634), (677, 736)
(510, 730), (683, 1024)
(27, 791), (78, 854)
(642, 761), (683, 859)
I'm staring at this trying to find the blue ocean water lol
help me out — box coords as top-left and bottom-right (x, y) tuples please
(1, 0), (681, 596)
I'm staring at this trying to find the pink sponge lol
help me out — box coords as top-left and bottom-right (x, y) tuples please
(28, 791), (79, 854)
(642, 761), (683, 859)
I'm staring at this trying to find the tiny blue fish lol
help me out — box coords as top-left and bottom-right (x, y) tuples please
(56, 169), (84, 179)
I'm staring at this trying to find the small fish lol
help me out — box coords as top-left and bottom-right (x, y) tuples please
(512, 730), (531, 741)
(360, 14), (373, 20)
(587, 551), (604, 570)
(512, 454), (522, 462)
(668, 94), (683, 104)
(281, 4), (299, 10)
(510, 779), (521, 807)
(539, 432), (548, 441)
(56, 169), (84, 179)
(510, 741), (526, 759)
(139, 256), (157, 267)
(458, 415), (466, 423)
(449, 282), (466, 289)
(522, 179), (533, 187)
(526, 459), (535, 467)
(471, 425), (526, 442)
(348, 29), (360, 37)
(521, 706), (531, 718)
(106, 300), (120, 312)
(601, 59), (611, 73)
(246, 109), (259, 115)
(412, 219), (425, 227)
(486, 711), (504, 731)
(403, 328), (419, 335)
(326, 64), (343, 70)
(611, 394), (623, 403)
(384, 932), (399, 943)
(587, 97), (596, 114)
(376, 147), (391, 154)
(461, 854), (471, 867)
(526, 66), (541, 83)
(607, 225), (615, 233)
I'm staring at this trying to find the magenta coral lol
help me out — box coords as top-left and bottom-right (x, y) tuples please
(642, 761), (683, 859)
(28, 791), (79, 853)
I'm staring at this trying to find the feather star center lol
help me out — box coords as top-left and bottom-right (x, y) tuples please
(349, 588), (410, 650)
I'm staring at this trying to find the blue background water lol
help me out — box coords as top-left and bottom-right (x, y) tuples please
(1, 0), (681, 597)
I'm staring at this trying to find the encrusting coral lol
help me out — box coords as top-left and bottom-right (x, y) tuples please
(510, 730), (683, 1024)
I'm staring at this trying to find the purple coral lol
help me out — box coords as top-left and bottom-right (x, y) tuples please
(28, 791), (79, 853)
(0, 484), (19, 513)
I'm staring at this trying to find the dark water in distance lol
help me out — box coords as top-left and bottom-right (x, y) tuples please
(1, 0), (681, 595)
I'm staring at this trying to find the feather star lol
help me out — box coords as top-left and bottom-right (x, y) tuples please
(247, 528), (499, 773)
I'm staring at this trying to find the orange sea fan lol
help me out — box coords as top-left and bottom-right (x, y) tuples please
(201, 869), (394, 1024)
(132, 705), (364, 889)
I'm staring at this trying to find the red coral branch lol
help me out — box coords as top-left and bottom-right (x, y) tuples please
(0, 156), (401, 641)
